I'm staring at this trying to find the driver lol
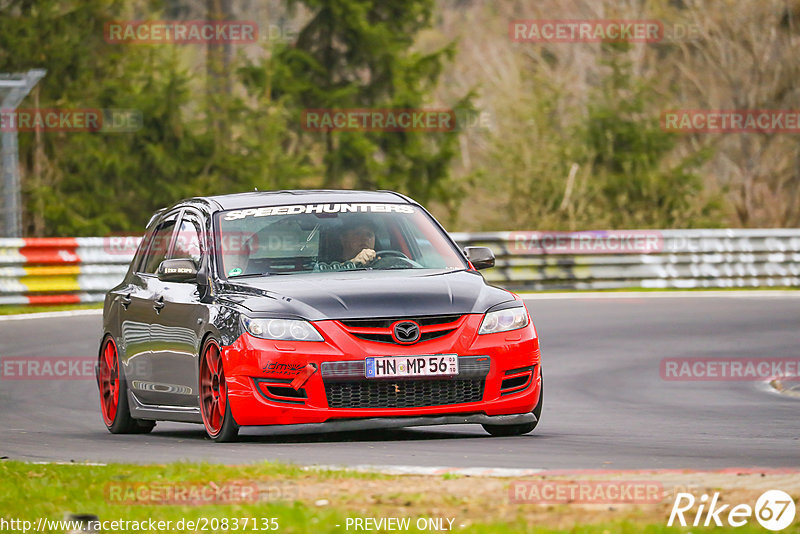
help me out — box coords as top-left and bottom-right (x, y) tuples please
(339, 220), (379, 265)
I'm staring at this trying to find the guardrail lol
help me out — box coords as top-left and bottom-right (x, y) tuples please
(450, 229), (800, 290)
(1, 229), (798, 305)
(0, 237), (136, 306)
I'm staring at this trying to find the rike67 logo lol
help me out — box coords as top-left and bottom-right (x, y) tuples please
(669, 490), (796, 531)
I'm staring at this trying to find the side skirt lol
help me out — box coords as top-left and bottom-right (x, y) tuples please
(128, 390), (203, 423)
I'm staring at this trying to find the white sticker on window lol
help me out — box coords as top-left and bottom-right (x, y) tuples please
(223, 203), (415, 221)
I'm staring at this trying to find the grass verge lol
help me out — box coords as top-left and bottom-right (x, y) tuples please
(1, 461), (796, 533)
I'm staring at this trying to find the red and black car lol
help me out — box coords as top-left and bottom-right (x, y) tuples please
(96, 190), (542, 441)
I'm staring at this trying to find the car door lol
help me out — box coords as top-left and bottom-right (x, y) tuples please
(146, 209), (207, 407)
(122, 211), (181, 406)
(115, 226), (157, 376)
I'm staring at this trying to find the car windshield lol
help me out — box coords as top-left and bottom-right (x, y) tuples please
(215, 202), (468, 277)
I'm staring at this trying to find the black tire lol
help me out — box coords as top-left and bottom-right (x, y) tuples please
(199, 338), (240, 443)
(213, 393), (240, 443)
(98, 335), (156, 434)
(483, 375), (543, 437)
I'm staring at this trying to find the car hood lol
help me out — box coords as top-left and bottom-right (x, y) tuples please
(218, 269), (515, 320)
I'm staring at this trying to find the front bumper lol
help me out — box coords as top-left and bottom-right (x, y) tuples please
(239, 413), (537, 434)
(222, 314), (541, 427)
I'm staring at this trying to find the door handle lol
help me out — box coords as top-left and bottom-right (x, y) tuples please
(153, 296), (165, 313)
(120, 294), (132, 309)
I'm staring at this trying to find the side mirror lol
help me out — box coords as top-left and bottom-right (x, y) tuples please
(157, 259), (198, 282)
(464, 246), (495, 270)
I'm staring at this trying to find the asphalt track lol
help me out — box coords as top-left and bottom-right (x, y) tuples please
(1, 294), (798, 470)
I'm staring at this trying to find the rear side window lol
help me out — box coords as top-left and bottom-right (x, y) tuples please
(140, 218), (178, 274)
(128, 229), (153, 274)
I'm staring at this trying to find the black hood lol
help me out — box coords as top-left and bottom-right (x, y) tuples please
(218, 269), (514, 320)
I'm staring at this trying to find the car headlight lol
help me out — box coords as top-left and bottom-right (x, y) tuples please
(478, 306), (529, 334)
(241, 316), (323, 341)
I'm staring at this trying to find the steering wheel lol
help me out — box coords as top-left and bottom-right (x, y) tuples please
(373, 250), (412, 261)
(371, 250), (422, 268)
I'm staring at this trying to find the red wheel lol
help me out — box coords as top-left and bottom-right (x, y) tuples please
(98, 337), (120, 425)
(199, 339), (238, 442)
(97, 335), (155, 434)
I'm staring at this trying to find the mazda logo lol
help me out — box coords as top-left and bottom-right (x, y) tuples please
(392, 321), (421, 344)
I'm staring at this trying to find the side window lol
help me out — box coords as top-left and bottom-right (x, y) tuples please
(140, 217), (178, 274)
(171, 216), (203, 264)
(130, 228), (155, 273)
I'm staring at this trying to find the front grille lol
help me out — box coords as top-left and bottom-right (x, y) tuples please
(352, 332), (394, 343)
(325, 378), (484, 409)
(338, 315), (464, 344)
(339, 315), (462, 328)
(352, 330), (454, 343)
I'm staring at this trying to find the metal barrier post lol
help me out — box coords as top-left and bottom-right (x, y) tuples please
(0, 69), (47, 237)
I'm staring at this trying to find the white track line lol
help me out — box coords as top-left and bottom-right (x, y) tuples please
(0, 308), (103, 322)
(307, 464), (800, 477)
(520, 290), (800, 300)
(306, 465), (546, 477)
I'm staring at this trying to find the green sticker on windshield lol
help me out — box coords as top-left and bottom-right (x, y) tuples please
(228, 267), (243, 277)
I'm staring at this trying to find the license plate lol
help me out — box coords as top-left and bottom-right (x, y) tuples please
(365, 355), (458, 378)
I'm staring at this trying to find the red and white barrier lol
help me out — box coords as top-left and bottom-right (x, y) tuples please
(0, 237), (138, 306)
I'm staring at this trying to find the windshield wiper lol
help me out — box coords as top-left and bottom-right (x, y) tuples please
(228, 271), (302, 279)
(227, 273), (268, 279)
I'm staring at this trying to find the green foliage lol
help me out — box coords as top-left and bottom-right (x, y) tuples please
(1, 1), (735, 235)
(274, 0), (463, 204)
(580, 48), (718, 228)
(1, 0), (228, 235)
(1, 0), (458, 236)
(487, 45), (721, 231)
(482, 71), (574, 230)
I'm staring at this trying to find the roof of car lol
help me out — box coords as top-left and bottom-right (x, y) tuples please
(203, 190), (414, 210)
